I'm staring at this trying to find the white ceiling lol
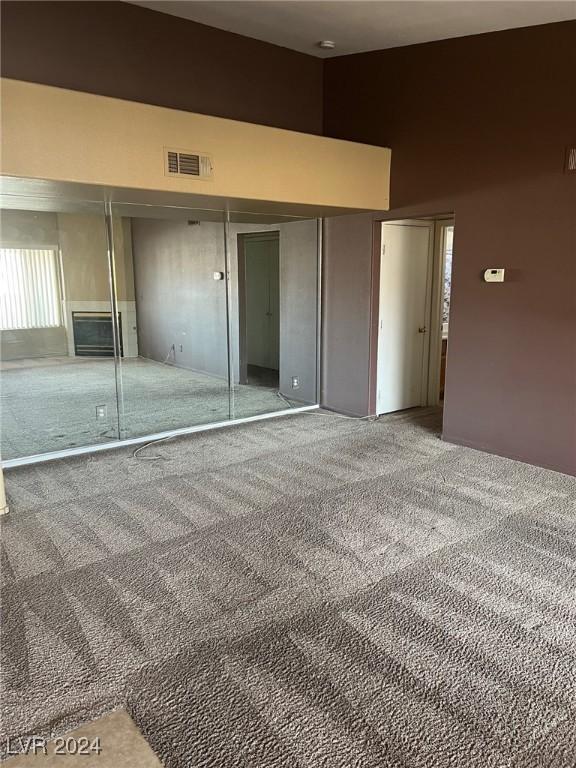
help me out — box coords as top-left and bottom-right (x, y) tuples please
(128, 1), (576, 58)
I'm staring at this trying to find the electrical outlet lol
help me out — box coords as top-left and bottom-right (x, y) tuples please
(95, 405), (107, 420)
(291, 376), (300, 389)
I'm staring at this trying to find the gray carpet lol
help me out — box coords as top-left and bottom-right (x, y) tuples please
(0, 357), (297, 460)
(1, 408), (576, 766)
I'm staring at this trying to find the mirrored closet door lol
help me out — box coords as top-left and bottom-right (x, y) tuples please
(227, 217), (320, 420)
(110, 204), (231, 439)
(1, 182), (321, 465)
(0, 198), (120, 460)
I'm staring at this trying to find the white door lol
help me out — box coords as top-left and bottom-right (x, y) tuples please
(376, 221), (433, 414)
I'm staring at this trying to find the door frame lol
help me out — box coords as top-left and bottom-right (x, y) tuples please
(427, 219), (455, 406)
(236, 230), (280, 386)
(376, 219), (435, 415)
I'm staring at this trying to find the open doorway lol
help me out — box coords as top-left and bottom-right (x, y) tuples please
(375, 216), (454, 416)
(427, 220), (454, 405)
(439, 225), (454, 400)
(237, 231), (280, 389)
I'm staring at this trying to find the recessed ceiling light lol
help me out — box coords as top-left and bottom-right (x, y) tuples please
(318, 40), (336, 50)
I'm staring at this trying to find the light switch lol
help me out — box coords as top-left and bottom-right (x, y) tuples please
(484, 268), (505, 283)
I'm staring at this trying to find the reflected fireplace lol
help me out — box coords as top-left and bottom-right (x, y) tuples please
(72, 312), (123, 357)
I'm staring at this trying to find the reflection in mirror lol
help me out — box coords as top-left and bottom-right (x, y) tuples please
(0, 184), (320, 464)
(0, 199), (120, 460)
(229, 218), (319, 419)
(112, 204), (231, 438)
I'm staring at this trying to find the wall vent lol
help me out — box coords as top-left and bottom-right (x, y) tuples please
(165, 149), (213, 179)
(566, 147), (576, 173)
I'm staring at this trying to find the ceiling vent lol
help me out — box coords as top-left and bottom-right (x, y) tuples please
(566, 147), (576, 173)
(165, 149), (213, 180)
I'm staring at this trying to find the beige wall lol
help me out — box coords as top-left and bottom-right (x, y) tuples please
(57, 213), (109, 302)
(0, 210), (135, 360)
(0, 210), (134, 302)
(117, 219), (135, 303)
(0, 209), (59, 248)
(57, 214), (134, 302)
(1, 79), (391, 212)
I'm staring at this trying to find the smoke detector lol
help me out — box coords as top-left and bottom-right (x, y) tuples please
(318, 40), (336, 50)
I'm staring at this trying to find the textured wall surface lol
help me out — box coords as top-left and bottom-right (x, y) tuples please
(324, 21), (576, 474)
(278, 219), (319, 404)
(1, 4), (574, 472)
(131, 218), (229, 379)
(0, 1), (323, 134)
(132, 217), (319, 400)
(322, 213), (375, 416)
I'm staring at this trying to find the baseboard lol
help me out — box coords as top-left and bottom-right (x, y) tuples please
(1, 405), (319, 469)
(320, 404), (370, 419)
(442, 432), (575, 477)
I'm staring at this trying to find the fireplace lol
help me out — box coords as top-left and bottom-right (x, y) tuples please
(72, 312), (123, 357)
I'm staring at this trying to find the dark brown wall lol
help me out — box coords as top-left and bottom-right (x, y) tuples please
(321, 214), (375, 416)
(0, 1), (323, 134)
(2, 4), (575, 473)
(324, 22), (576, 474)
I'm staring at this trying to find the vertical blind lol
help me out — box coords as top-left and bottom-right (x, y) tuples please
(0, 248), (61, 330)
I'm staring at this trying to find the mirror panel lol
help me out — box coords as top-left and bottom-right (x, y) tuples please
(228, 217), (319, 420)
(0, 197), (120, 460)
(0, 180), (321, 464)
(111, 203), (231, 438)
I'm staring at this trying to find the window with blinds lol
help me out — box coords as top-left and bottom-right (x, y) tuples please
(0, 248), (62, 330)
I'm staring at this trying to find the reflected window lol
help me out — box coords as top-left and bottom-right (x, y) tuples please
(0, 202), (120, 461)
(0, 247), (61, 330)
(442, 226), (454, 337)
(1, 186), (320, 464)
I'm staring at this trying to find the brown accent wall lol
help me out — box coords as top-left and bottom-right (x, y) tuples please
(321, 214), (376, 416)
(0, 1), (323, 135)
(323, 21), (576, 474)
(2, 3), (575, 473)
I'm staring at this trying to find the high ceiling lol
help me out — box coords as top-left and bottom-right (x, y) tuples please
(128, 1), (576, 57)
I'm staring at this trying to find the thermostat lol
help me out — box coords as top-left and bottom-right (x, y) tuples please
(484, 268), (505, 283)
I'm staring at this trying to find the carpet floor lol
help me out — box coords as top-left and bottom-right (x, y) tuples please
(1, 408), (576, 766)
(0, 357), (296, 460)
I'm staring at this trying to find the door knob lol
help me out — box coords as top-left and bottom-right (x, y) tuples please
(418, 326), (427, 333)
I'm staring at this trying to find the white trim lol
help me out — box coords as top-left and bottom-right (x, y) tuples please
(1, 405), (319, 469)
(420, 224), (435, 407)
(0, 466), (9, 515)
